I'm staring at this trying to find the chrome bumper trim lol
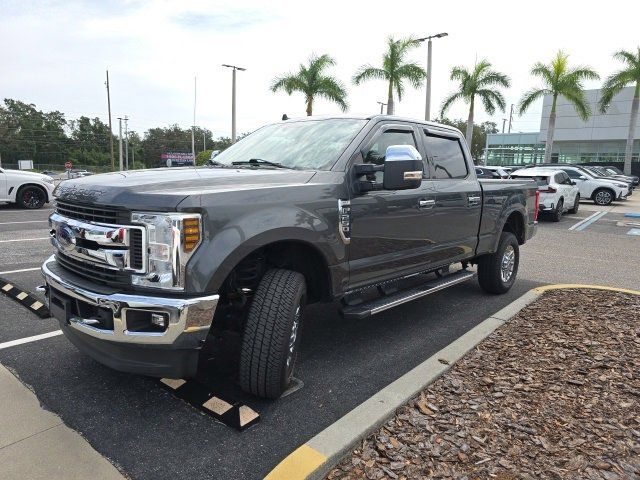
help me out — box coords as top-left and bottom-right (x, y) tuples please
(42, 255), (218, 345)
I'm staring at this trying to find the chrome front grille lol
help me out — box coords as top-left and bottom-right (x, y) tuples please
(55, 201), (128, 224)
(49, 211), (147, 287)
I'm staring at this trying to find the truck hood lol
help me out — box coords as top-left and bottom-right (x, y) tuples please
(53, 167), (317, 210)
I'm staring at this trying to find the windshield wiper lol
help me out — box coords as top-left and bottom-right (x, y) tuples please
(231, 158), (293, 169)
(206, 160), (229, 168)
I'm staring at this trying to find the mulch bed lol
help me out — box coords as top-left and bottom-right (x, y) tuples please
(327, 289), (640, 480)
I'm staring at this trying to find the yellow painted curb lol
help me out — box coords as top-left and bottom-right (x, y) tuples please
(533, 284), (640, 296)
(264, 445), (327, 480)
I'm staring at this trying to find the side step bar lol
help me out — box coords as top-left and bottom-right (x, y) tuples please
(341, 270), (475, 320)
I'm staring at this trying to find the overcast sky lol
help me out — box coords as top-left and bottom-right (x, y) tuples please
(1, 0), (638, 138)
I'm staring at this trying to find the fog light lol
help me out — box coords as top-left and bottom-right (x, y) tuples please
(151, 313), (167, 328)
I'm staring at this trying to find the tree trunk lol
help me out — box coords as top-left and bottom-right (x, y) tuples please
(306, 96), (313, 116)
(543, 95), (557, 164)
(387, 81), (394, 115)
(465, 97), (474, 147)
(623, 82), (639, 175)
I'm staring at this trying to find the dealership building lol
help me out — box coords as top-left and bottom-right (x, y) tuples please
(485, 87), (640, 174)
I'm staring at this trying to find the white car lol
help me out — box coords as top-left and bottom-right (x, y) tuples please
(0, 167), (56, 209)
(510, 168), (580, 221)
(532, 165), (629, 206)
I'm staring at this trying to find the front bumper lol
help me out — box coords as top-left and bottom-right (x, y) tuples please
(42, 255), (219, 378)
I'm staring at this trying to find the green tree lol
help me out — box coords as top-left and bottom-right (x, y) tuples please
(353, 37), (426, 115)
(440, 60), (510, 147)
(271, 54), (348, 116)
(599, 48), (640, 174)
(519, 51), (599, 164)
(435, 117), (498, 161)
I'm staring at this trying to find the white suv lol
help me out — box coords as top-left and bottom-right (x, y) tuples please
(0, 167), (56, 209)
(510, 168), (580, 221)
(532, 165), (629, 206)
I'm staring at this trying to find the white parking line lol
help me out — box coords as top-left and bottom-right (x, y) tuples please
(568, 211), (602, 231)
(0, 330), (62, 350)
(0, 220), (49, 225)
(0, 267), (41, 275)
(0, 237), (49, 243)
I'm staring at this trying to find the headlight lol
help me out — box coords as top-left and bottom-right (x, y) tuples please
(131, 212), (202, 290)
(42, 176), (54, 184)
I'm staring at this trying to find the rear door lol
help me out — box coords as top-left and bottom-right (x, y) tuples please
(347, 122), (437, 288)
(0, 169), (7, 201)
(420, 129), (481, 263)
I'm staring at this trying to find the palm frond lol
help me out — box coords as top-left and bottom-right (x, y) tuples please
(563, 89), (591, 121)
(477, 89), (506, 114)
(613, 49), (640, 68)
(440, 92), (464, 117)
(518, 88), (547, 115)
(352, 66), (387, 85)
(478, 71), (511, 88)
(450, 66), (469, 82)
(316, 76), (349, 111)
(599, 71), (632, 112)
(270, 75), (306, 94)
(395, 62), (426, 88)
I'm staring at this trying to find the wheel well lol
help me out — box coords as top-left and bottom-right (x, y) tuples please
(224, 241), (331, 304)
(503, 211), (525, 245)
(591, 187), (614, 199)
(17, 183), (48, 202)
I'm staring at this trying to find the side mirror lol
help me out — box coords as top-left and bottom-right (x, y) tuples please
(382, 145), (423, 190)
(578, 175), (587, 181)
(210, 150), (221, 160)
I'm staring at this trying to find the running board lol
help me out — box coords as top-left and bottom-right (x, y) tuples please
(341, 270), (475, 320)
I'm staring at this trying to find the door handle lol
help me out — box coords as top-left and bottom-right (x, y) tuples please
(418, 199), (436, 209)
(468, 195), (481, 206)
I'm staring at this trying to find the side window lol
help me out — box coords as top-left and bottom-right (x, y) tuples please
(564, 169), (581, 179)
(363, 129), (417, 166)
(362, 129), (418, 182)
(424, 134), (468, 179)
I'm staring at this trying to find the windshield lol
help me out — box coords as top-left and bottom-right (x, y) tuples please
(211, 119), (367, 170)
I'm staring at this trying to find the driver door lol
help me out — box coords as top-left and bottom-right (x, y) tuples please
(347, 123), (437, 289)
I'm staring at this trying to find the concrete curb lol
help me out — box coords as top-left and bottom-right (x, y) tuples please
(264, 284), (640, 480)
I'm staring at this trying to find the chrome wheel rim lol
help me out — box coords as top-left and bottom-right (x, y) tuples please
(595, 191), (611, 205)
(286, 305), (301, 369)
(500, 245), (516, 283)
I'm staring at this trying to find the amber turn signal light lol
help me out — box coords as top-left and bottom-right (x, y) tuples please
(182, 217), (201, 252)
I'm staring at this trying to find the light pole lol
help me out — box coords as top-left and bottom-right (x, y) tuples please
(377, 101), (387, 114)
(117, 117), (123, 171)
(417, 32), (448, 121)
(222, 64), (246, 143)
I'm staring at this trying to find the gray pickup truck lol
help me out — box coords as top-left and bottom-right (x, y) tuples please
(42, 116), (538, 398)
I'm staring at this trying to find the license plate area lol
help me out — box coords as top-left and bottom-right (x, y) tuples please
(48, 288), (114, 331)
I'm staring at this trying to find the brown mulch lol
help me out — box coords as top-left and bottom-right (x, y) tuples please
(326, 289), (640, 480)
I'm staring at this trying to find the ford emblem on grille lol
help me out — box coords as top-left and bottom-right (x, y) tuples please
(56, 224), (77, 253)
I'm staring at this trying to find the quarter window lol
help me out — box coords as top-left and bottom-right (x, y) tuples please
(424, 134), (468, 179)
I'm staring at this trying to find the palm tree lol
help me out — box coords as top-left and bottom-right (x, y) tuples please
(440, 60), (510, 146)
(353, 37), (426, 115)
(271, 54), (348, 116)
(519, 51), (599, 164)
(599, 48), (640, 175)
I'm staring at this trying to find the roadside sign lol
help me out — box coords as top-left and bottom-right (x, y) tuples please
(65, 161), (72, 170)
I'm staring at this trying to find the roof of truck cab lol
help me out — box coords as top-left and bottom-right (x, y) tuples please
(275, 115), (462, 134)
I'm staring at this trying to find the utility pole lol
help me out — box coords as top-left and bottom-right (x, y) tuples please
(105, 70), (115, 171)
(192, 76), (196, 162)
(117, 117), (123, 171)
(508, 104), (514, 133)
(131, 141), (135, 170)
(502, 118), (507, 133)
(124, 116), (129, 170)
(377, 101), (387, 114)
(417, 33), (448, 121)
(222, 64), (246, 143)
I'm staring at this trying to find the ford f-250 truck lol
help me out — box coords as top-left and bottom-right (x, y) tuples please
(42, 116), (538, 399)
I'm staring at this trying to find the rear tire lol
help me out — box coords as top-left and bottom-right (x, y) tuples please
(477, 231), (519, 294)
(551, 199), (564, 222)
(17, 186), (46, 209)
(568, 194), (580, 214)
(593, 188), (614, 206)
(239, 269), (306, 399)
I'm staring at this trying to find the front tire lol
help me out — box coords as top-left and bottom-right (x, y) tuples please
(17, 186), (46, 209)
(477, 231), (519, 294)
(568, 194), (580, 214)
(593, 188), (614, 206)
(239, 269), (306, 399)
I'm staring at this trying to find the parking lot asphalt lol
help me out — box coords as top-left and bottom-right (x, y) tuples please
(1, 196), (638, 479)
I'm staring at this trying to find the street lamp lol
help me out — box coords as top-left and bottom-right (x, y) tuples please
(417, 32), (448, 121)
(222, 64), (246, 143)
(377, 101), (387, 114)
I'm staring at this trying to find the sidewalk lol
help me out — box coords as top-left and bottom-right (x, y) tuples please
(0, 363), (124, 480)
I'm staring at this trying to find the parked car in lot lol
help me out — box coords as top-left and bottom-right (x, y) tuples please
(579, 165), (636, 192)
(510, 168), (580, 221)
(529, 165), (630, 205)
(600, 165), (639, 186)
(482, 165), (511, 178)
(475, 166), (503, 179)
(42, 115), (538, 399)
(68, 169), (93, 178)
(0, 167), (55, 209)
